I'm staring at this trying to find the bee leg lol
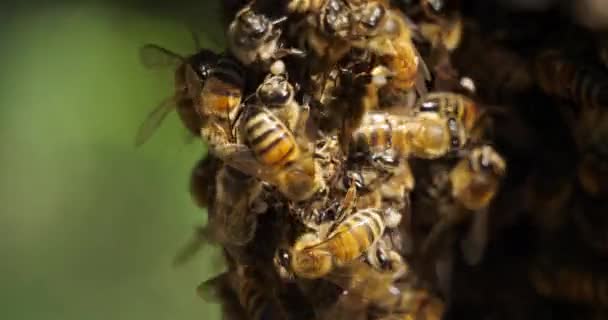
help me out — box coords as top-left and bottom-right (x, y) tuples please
(370, 150), (400, 174)
(334, 182), (358, 224)
(460, 208), (489, 266)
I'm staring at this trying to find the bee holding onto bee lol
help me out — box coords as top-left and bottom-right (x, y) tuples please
(275, 182), (403, 279)
(348, 91), (480, 171)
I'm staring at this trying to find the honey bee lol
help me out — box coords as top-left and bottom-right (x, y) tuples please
(227, 5), (303, 67)
(256, 60), (309, 133)
(349, 2), (430, 98)
(422, 145), (506, 265)
(350, 110), (466, 168)
(206, 164), (265, 246)
(529, 263), (608, 307)
(135, 44), (217, 146)
(287, 0), (357, 67)
(276, 205), (387, 279)
(233, 265), (289, 320)
(200, 265), (288, 320)
(322, 260), (445, 318)
(216, 105), (322, 201)
(535, 49), (608, 141)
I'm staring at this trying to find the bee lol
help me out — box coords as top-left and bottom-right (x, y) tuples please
(350, 2), (430, 98)
(529, 264), (608, 307)
(233, 265), (289, 320)
(134, 44), (217, 146)
(217, 105), (321, 201)
(199, 266), (288, 320)
(422, 145), (506, 265)
(415, 91), (481, 138)
(256, 60), (309, 133)
(350, 110), (466, 168)
(322, 260), (444, 318)
(287, 0), (357, 67)
(277, 203), (388, 279)
(535, 49), (608, 141)
(227, 5), (303, 67)
(206, 164), (265, 246)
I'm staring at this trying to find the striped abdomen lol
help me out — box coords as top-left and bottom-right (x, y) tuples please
(237, 268), (286, 320)
(244, 108), (300, 168)
(530, 266), (608, 307)
(352, 112), (394, 155)
(287, 0), (324, 14)
(536, 50), (608, 112)
(317, 208), (385, 266)
(200, 58), (245, 119)
(418, 92), (479, 132)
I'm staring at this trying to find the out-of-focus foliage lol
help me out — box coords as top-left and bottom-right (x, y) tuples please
(0, 2), (221, 320)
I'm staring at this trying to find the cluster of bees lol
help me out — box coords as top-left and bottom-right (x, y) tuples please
(136, 0), (608, 319)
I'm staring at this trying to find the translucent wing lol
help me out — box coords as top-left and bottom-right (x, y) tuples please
(173, 225), (213, 267)
(213, 144), (279, 184)
(324, 260), (396, 304)
(139, 44), (184, 69)
(197, 272), (231, 302)
(134, 96), (176, 147)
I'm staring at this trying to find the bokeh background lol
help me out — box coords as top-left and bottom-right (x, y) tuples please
(0, 1), (226, 319)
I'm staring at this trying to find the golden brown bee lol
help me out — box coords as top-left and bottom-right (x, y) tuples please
(415, 91), (481, 138)
(449, 145), (506, 211)
(217, 105), (322, 201)
(530, 263), (608, 308)
(422, 145), (506, 265)
(349, 2), (430, 98)
(277, 204), (387, 279)
(287, 0), (357, 67)
(227, 5), (303, 67)
(350, 110), (466, 165)
(321, 260), (445, 318)
(256, 60), (309, 133)
(135, 44), (217, 146)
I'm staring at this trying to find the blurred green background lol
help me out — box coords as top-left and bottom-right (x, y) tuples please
(0, 1), (226, 319)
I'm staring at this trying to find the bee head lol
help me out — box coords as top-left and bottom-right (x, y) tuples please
(257, 74), (294, 107)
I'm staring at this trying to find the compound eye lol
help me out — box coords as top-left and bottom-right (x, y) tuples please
(277, 249), (291, 268)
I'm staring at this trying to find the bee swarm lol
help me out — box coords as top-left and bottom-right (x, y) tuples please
(142, 0), (608, 319)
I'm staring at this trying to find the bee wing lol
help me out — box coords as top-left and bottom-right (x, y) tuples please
(172, 225), (213, 267)
(213, 144), (280, 184)
(134, 96), (176, 146)
(139, 44), (185, 69)
(196, 272), (231, 302)
(324, 260), (395, 303)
